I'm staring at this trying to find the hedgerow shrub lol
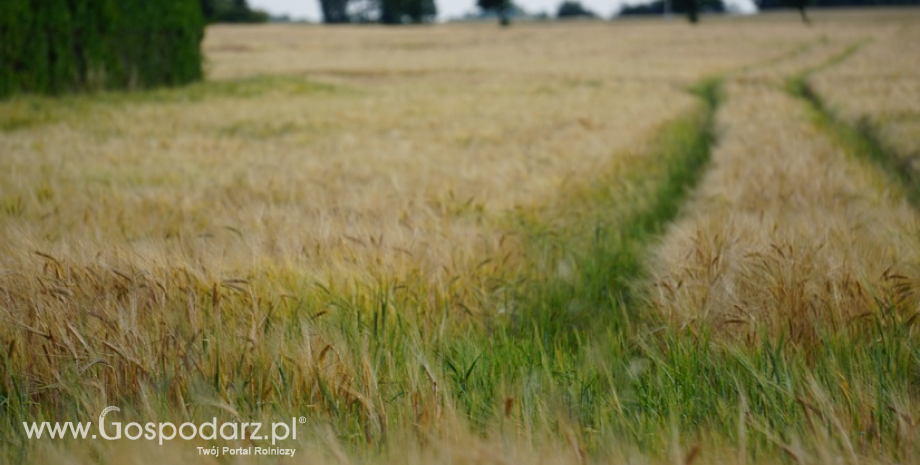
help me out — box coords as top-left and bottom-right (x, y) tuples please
(0, 0), (204, 98)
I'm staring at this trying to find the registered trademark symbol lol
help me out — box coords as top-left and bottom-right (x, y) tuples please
(299, 417), (306, 424)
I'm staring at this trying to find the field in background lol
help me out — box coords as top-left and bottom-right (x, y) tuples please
(2, 9), (920, 464)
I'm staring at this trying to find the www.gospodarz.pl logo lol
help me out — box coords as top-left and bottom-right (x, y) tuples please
(23, 406), (303, 457)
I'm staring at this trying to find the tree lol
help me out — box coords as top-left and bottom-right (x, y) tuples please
(200, 0), (216, 18)
(2, 0), (204, 98)
(380, 0), (437, 23)
(405, 0), (437, 23)
(200, 0), (269, 23)
(617, 1), (666, 14)
(675, 0), (700, 22)
(754, 0), (810, 22)
(318, 0), (435, 24)
(319, 0), (351, 23)
(785, 0), (813, 23)
(556, 0), (596, 17)
(755, 0), (920, 24)
(615, 0), (724, 22)
(478, 0), (513, 25)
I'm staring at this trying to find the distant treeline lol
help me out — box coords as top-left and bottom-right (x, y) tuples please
(557, 0), (598, 17)
(619, 0), (919, 15)
(756, 0), (920, 8)
(619, 0), (724, 16)
(319, 0), (437, 23)
(200, 0), (270, 23)
(0, 0), (204, 98)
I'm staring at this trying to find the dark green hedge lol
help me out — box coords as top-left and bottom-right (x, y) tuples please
(0, 0), (204, 98)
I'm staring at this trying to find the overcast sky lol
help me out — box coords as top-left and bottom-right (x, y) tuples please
(249, 0), (755, 22)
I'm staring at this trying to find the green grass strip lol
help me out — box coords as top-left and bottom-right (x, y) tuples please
(787, 41), (920, 207)
(511, 77), (723, 341)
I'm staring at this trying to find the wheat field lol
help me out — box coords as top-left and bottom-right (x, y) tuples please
(2, 9), (920, 465)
